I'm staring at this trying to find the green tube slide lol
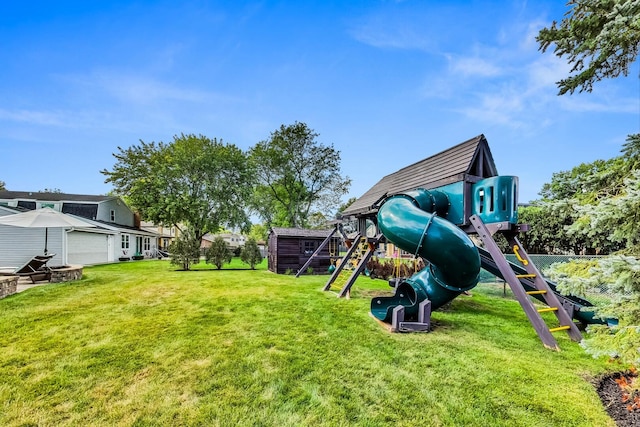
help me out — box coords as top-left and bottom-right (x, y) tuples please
(371, 189), (481, 323)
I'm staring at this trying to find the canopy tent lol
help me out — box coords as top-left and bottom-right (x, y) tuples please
(0, 207), (95, 255)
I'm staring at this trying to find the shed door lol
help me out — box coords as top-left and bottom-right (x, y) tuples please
(67, 231), (110, 265)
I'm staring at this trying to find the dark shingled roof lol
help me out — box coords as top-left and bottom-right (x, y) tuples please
(270, 227), (333, 238)
(342, 135), (497, 216)
(0, 191), (115, 203)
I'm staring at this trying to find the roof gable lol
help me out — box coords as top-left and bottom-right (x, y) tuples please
(342, 135), (497, 216)
(269, 227), (333, 239)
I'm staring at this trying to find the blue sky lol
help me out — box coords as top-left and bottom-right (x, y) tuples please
(1, 1), (638, 206)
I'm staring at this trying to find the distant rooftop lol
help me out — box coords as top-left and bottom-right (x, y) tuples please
(0, 191), (115, 203)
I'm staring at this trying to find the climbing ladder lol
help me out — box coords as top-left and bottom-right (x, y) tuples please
(469, 215), (582, 350)
(323, 235), (379, 297)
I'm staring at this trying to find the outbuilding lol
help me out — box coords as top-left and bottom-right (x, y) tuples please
(267, 227), (339, 275)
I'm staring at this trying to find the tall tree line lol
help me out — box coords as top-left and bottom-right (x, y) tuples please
(101, 123), (350, 269)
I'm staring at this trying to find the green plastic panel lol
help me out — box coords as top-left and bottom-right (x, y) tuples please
(430, 182), (465, 225)
(471, 176), (518, 224)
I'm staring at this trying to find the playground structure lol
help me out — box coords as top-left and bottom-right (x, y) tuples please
(308, 135), (600, 350)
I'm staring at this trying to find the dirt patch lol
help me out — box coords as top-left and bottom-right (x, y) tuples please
(597, 372), (640, 426)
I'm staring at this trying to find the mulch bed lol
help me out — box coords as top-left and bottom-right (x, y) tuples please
(596, 371), (640, 426)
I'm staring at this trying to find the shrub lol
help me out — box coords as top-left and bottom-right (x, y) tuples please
(367, 258), (394, 280)
(169, 230), (201, 270)
(548, 255), (640, 368)
(366, 257), (425, 280)
(205, 237), (233, 269)
(240, 237), (263, 269)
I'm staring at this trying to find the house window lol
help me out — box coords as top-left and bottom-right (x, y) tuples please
(143, 237), (151, 251)
(121, 234), (130, 250)
(17, 201), (36, 210)
(110, 209), (116, 222)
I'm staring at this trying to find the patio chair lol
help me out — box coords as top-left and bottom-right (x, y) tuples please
(8, 254), (55, 284)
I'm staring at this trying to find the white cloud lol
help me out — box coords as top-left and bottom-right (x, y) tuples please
(0, 107), (144, 132)
(0, 109), (68, 127)
(455, 86), (528, 128)
(420, 9), (639, 130)
(90, 72), (207, 105)
(347, 8), (438, 52)
(526, 55), (571, 91)
(448, 55), (503, 78)
(349, 23), (434, 51)
(557, 95), (640, 114)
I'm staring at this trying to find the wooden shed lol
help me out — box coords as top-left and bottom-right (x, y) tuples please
(268, 227), (339, 275)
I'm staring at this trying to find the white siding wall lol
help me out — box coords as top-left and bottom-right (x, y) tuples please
(0, 225), (65, 267)
(96, 199), (134, 226)
(67, 231), (112, 265)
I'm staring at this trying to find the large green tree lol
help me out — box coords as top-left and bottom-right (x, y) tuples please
(545, 138), (640, 370)
(337, 196), (357, 218)
(537, 0), (640, 95)
(530, 154), (629, 255)
(567, 140), (640, 253)
(249, 122), (350, 228)
(537, 1), (640, 369)
(549, 170), (640, 366)
(0, 180), (5, 191)
(102, 134), (253, 242)
(540, 157), (628, 203)
(248, 223), (269, 243)
(517, 202), (581, 254)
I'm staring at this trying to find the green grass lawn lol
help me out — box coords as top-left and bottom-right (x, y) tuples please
(0, 260), (616, 426)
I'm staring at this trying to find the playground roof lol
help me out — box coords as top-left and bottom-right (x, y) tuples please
(342, 134), (497, 216)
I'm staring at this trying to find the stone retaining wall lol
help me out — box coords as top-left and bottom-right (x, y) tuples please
(0, 275), (18, 299)
(50, 265), (83, 283)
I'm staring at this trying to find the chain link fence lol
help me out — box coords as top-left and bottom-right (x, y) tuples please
(505, 254), (604, 271)
(480, 254), (615, 303)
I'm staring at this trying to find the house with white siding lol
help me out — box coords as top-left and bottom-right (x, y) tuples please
(0, 191), (160, 267)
